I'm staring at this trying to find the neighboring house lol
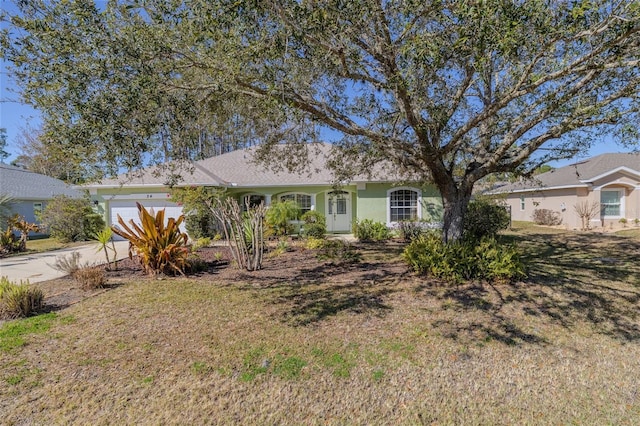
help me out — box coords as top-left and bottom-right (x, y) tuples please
(0, 163), (82, 234)
(491, 153), (640, 230)
(84, 144), (444, 236)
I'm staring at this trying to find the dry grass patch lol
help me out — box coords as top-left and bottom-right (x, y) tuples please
(1, 230), (639, 424)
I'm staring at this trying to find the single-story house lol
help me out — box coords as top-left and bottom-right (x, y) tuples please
(0, 163), (82, 234)
(84, 144), (444, 236)
(492, 153), (640, 230)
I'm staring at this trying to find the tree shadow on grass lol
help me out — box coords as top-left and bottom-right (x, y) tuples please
(416, 231), (640, 345)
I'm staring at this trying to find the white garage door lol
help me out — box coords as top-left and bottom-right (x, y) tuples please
(110, 200), (186, 240)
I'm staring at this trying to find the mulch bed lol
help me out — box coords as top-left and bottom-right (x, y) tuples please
(34, 242), (410, 315)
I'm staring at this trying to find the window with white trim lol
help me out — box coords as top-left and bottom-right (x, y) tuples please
(33, 202), (43, 218)
(280, 193), (312, 216)
(520, 196), (525, 211)
(389, 189), (419, 222)
(601, 190), (622, 217)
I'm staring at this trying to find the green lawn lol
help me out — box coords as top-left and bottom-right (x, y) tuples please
(1, 227), (639, 424)
(4, 237), (87, 257)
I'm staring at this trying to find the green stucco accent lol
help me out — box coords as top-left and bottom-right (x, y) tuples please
(93, 182), (443, 229)
(356, 183), (443, 224)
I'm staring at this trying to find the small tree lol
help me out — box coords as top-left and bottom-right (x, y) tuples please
(39, 195), (105, 242)
(208, 197), (266, 271)
(92, 227), (118, 270)
(574, 201), (600, 231)
(265, 200), (300, 237)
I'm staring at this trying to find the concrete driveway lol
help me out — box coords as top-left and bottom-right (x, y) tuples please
(0, 241), (130, 284)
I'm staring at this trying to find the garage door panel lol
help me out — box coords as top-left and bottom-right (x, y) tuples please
(110, 201), (186, 240)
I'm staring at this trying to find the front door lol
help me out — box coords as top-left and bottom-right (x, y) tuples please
(326, 191), (351, 232)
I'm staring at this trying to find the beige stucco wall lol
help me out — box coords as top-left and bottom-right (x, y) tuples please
(504, 188), (582, 229)
(503, 182), (640, 230)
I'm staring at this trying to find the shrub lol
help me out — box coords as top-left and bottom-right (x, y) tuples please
(532, 209), (562, 226)
(170, 187), (222, 239)
(185, 254), (209, 273)
(463, 198), (510, 241)
(300, 210), (326, 239)
(0, 227), (21, 256)
(402, 234), (526, 283)
(111, 202), (189, 276)
(304, 236), (326, 250)
(209, 197), (266, 271)
(49, 251), (83, 277)
(191, 237), (212, 252)
(395, 220), (425, 242)
(73, 267), (106, 290)
(353, 219), (391, 242)
(7, 215), (40, 252)
(265, 200), (299, 237)
(268, 238), (291, 258)
(0, 277), (44, 319)
(39, 195), (105, 242)
(317, 240), (362, 264)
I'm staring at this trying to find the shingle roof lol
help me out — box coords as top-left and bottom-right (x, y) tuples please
(87, 143), (414, 188)
(0, 164), (82, 200)
(493, 152), (640, 193)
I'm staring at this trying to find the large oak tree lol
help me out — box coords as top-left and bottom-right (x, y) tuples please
(2, 0), (639, 241)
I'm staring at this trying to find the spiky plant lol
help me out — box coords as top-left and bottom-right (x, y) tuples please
(7, 214), (40, 251)
(92, 227), (118, 270)
(111, 203), (189, 276)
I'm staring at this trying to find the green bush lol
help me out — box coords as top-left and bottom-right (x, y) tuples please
(402, 234), (526, 283)
(265, 201), (300, 237)
(0, 277), (44, 319)
(463, 198), (510, 241)
(301, 210), (326, 239)
(317, 240), (362, 264)
(170, 187), (222, 239)
(353, 219), (391, 242)
(39, 195), (105, 242)
(304, 236), (326, 250)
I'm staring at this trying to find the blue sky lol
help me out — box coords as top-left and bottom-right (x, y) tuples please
(0, 73), (627, 169)
(0, 0), (633, 170)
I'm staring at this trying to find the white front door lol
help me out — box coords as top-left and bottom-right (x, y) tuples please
(326, 191), (351, 232)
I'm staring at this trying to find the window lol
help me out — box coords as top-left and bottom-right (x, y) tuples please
(33, 202), (43, 218)
(280, 193), (312, 216)
(601, 190), (622, 217)
(520, 196), (525, 211)
(389, 189), (419, 222)
(328, 191), (348, 215)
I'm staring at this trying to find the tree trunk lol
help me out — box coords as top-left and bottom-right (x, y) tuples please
(440, 184), (473, 244)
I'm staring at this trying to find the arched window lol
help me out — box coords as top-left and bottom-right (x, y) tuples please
(388, 188), (421, 222)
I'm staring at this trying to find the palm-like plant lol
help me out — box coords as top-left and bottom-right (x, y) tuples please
(7, 214), (40, 252)
(111, 202), (189, 276)
(92, 227), (118, 270)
